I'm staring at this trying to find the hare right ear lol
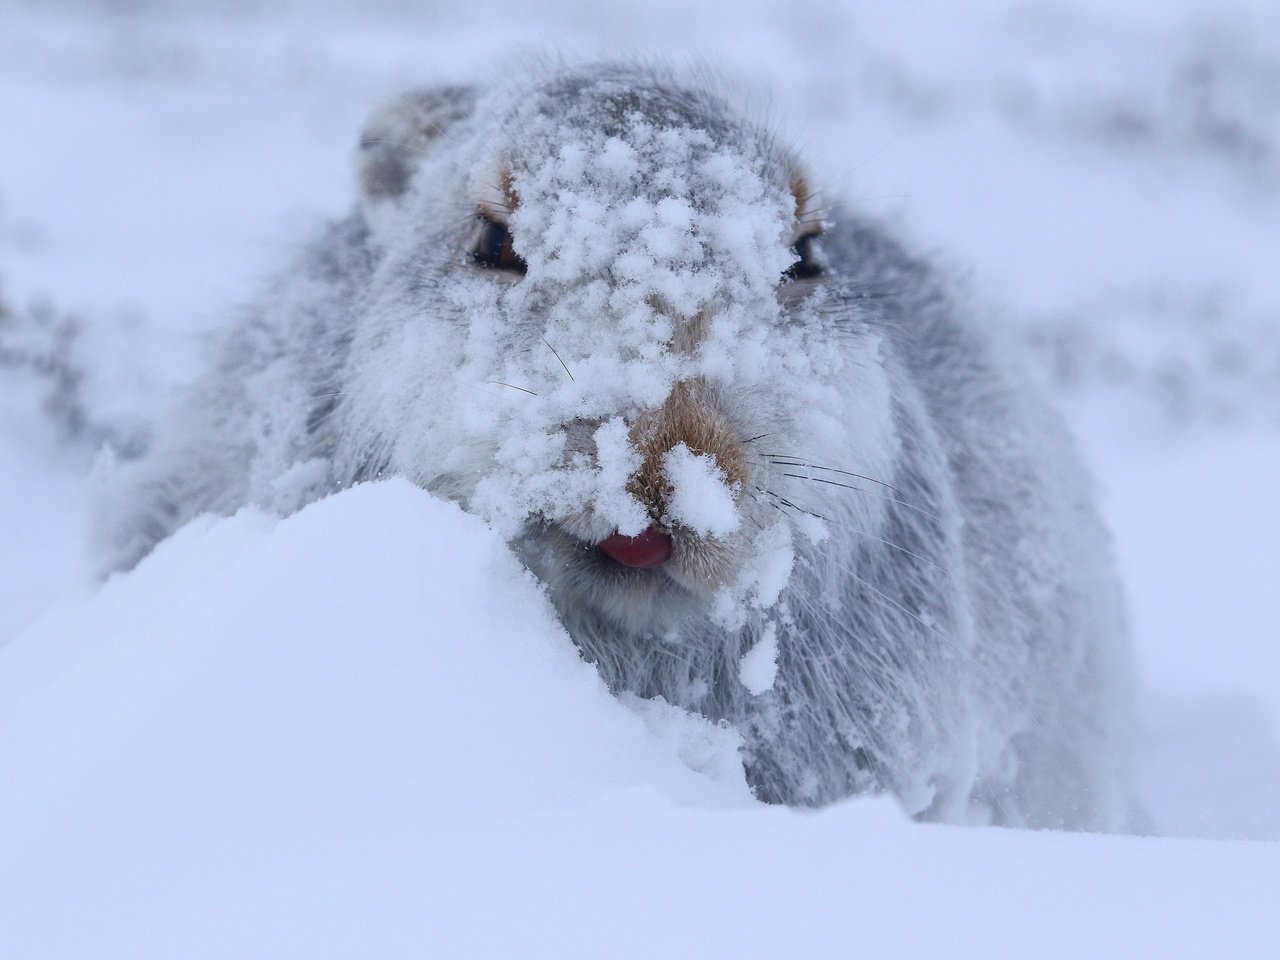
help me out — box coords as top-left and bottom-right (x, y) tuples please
(356, 85), (477, 239)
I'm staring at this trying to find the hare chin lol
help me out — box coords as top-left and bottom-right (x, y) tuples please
(511, 518), (738, 634)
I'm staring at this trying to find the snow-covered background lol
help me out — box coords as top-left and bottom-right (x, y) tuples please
(1, 0), (1277, 955)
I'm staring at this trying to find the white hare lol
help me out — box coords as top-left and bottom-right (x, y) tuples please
(96, 63), (1132, 830)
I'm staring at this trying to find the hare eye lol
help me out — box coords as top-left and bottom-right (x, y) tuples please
(784, 232), (824, 282)
(472, 217), (527, 274)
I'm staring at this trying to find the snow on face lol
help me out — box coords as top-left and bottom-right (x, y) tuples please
(662, 442), (740, 539)
(345, 69), (880, 612)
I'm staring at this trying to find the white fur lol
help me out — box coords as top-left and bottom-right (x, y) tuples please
(94, 62), (1132, 830)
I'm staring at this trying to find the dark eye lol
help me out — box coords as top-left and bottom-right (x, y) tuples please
(784, 232), (824, 282)
(473, 217), (527, 274)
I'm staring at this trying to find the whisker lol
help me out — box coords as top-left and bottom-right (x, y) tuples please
(778, 474), (942, 525)
(780, 472), (868, 492)
(765, 461), (942, 523)
(358, 136), (427, 151)
(765, 456), (902, 493)
(758, 488), (940, 570)
(482, 379), (538, 396)
(755, 487), (825, 519)
(541, 336), (575, 382)
(477, 180), (516, 213)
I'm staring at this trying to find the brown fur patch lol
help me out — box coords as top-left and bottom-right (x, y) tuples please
(791, 171), (810, 222)
(790, 169), (824, 238)
(627, 377), (746, 529)
(479, 167), (521, 222)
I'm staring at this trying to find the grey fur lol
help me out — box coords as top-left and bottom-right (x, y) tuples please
(94, 63), (1131, 829)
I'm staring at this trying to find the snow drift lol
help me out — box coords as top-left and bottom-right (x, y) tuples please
(1, 481), (1277, 957)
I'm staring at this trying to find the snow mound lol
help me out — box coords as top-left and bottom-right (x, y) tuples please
(0, 480), (749, 817)
(1, 482), (1277, 957)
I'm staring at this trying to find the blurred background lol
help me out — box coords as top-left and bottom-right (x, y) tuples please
(1, 0), (1277, 839)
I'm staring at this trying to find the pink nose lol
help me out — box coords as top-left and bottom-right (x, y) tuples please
(598, 527), (673, 568)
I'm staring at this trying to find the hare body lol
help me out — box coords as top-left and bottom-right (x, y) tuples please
(97, 64), (1131, 829)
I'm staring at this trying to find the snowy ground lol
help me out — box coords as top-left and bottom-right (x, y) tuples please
(1, 0), (1277, 955)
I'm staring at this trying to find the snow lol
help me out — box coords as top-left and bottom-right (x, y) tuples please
(3, 481), (1278, 958)
(663, 442), (741, 538)
(1, 0), (1278, 954)
(737, 621), (779, 695)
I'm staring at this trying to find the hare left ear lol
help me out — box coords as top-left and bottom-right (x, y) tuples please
(355, 85), (478, 239)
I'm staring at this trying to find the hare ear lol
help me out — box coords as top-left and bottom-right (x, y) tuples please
(356, 85), (477, 237)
